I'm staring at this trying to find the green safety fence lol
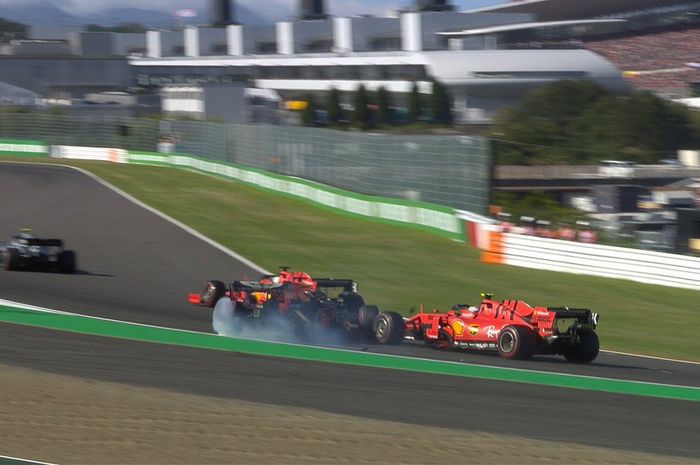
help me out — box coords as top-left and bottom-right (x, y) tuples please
(128, 151), (465, 240)
(0, 139), (48, 158)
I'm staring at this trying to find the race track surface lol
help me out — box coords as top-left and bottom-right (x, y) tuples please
(2, 322), (699, 458)
(1, 162), (699, 458)
(0, 162), (260, 331)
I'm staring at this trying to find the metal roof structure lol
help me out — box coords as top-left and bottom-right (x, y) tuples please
(0, 80), (39, 104)
(465, 0), (696, 21)
(437, 19), (626, 37)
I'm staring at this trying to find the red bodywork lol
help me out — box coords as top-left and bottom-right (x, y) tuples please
(188, 270), (319, 312)
(404, 295), (599, 360)
(188, 269), (370, 337)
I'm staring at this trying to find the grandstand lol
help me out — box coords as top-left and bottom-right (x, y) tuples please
(477, 1), (700, 98)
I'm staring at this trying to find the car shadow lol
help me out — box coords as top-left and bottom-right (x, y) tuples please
(73, 269), (116, 278)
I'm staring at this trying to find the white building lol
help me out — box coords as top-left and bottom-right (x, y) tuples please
(127, 0), (669, 122)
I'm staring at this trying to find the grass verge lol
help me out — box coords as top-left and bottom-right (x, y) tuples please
(5, 158), (700, 361)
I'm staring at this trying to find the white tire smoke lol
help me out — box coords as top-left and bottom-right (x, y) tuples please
(212, 298), (236, 336)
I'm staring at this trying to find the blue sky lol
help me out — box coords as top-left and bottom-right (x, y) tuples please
(0, 0), (509, 19)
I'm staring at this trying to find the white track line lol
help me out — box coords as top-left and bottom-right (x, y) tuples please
(67, 164), (271, 275)
(0, 455), (59, 465)
(0, 160), (270, 275)
(601, 349), (700, 366)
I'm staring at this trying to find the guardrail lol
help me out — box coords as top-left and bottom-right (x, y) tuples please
(42, 143), (483, 240)
(482, 231), (700, 291)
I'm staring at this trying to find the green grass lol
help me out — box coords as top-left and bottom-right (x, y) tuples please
(6, 158), (700, 361)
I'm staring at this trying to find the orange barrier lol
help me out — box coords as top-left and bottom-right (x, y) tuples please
(481, 230), (505, 265)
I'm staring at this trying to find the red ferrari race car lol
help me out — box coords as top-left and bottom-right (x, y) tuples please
(188, 267), (405, 344)
(404, 293), (600, 363)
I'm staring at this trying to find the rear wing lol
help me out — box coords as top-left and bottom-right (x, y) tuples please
(313, 278), (357, 292)
(549, 307), (599, 327)
(14, 238), (63, 247)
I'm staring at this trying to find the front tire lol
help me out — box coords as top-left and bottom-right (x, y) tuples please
(202, 280), (226, 307)
(373, 311), (405, 345)
(497, 326), (536, 360)
(563, 329), (600, 364)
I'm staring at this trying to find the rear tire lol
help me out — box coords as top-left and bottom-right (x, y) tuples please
(563, 329), (600, 364)
(497, 326), (536, 360)
(60, 250), (77, 274)
(373, 311), (405, 345)
(358, 305), (379, 332)
(202, 280), (226, 308)
(3, 249), (19, 271)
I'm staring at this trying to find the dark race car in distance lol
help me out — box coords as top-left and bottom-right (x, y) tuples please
(1, 229), (77, 273)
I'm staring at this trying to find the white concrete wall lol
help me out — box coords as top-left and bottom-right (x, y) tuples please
(501, 233), (700, 291)
(146, 31), (161, 58)
(184, 27), (199, 57)
(333, 17), (353, 53)
(277, 22), (294, 55)
(402, 12), (423, 51)
(227, 25), (244, 56)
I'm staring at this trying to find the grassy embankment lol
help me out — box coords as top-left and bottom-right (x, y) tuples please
(11, 159), (700, 361)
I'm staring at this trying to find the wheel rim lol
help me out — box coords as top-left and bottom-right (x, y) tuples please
(375, 318), (388, 338)
(203, 284), (215, 301)
(500, 331), (515, 353)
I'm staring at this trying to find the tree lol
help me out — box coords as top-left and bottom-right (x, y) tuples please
(408, 82), (421, 124)
(327, 87), (342, 126)
(352, 84), (371, 130)
(490, 80), (699, 165)
(430, 79), (453, 125)
(301, 94), (318, 127)
(376, 86), (391, 126)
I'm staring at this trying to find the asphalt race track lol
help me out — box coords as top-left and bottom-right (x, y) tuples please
(1, 162), (699, 457)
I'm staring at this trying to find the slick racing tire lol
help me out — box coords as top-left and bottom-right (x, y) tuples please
(60, 250), (77, 274)
(497, 325), (536, 360)
(373, 311), (405, 345)
(2, 249), (19, 271)
(358, 305), (379, 332)
(202, 280), (226, 308)
(432, 329), (454, 351)
(563, 328), (600, 364)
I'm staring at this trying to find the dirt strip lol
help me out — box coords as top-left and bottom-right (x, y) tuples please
(1, 364), (696, 465)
